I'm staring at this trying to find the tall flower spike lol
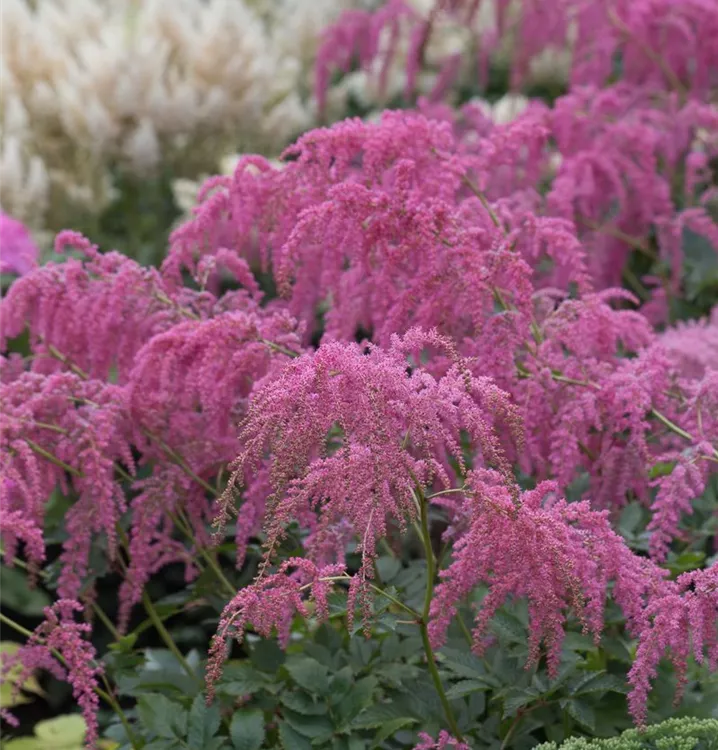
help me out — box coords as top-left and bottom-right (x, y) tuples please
(217, 329), (518, 629)
(430, 476), (668, 681)
(1, 601), (102, 749)
(205, 559), (345, 700)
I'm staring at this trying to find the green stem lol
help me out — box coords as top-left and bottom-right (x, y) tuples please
(141, 591), (199, 684)
(417, 488), (464, 741)
(172, 508), (236, 598)
(261, 338), (301, 358)
(92, 602), (122, 641)
(99, 672), (139, 749)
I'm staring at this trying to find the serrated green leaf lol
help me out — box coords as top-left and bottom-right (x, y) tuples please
(218, 663), (269, 697)
(561, 698), (596, 731)
(285, 657), (329, 695)
(503, 688), (540, 717)
(374, 717), (417, 744)
(282, 708), (334, 740)
(570, 671), (628, 696)
(375, 557), (402, 583)
(336, 676), (377, 726)
(250, 639), (285, 674)
(278, 720), (311, 750)
(352, 703), (408, 730)
(281, 690), (329, 716)
(445, 679), (491, 700)
(187, 694), (221, 747)
(436, 648), (493, 682)
(137, 694), (187, 739)
(230, 709), (264, 750)
(491, 610), (527, 643)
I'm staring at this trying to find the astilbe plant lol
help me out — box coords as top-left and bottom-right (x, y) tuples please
(2, 2), (718, 746)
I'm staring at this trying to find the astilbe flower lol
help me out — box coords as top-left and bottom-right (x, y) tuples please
(628, 562), (718, 727)
(317, 0), (718, 103)
(513, 289), (718, 553)
(429, 475), (667, 679)
(166, 111), (588, 354)
(0, 231), (181, 381)
(0, 368), (132, 599)
(413, 730), (472, 750)
(0, 212), (39, 276)
(659, 306), (718, 379)
(546, 87), (718, 301)
(205, 558), (345, 699)
(0, 231), (303, 628)
(1, 601), (102, 748)
(217, 329), (520, 631)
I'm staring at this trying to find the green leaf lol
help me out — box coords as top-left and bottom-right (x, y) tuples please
(561, 698), (596, 731)
(187, 694), (221, 747)
(0, 642), (44, 709)
(0, 566), (51, 616)
(230, 709), (264, 750)
(667, 550), (707, 576)
(137, 694), (187, 739)
(250, 639), (285, 674)
(352, 703), (411, 730)
(436, 648), (493, 682)
(373, 717), (417, 744)
(34, 715), (86, 748)
(503, 688), (540, 717)
(108, 634), (138, 653)
(649, 460), (677, 479)
(2, 740), (42, 750)
(375, 557), (402, 583)
(618, 502), (644, 536)
(570, 671), (628, 696)
(281, 690), (329, 716)
(282, 709), (334, 740)
(445, 679), (491, 700)
(285, 657), (329, 696)
(336, 676), (377, 726)
(278, 720), (311, 750)
(218, 663), (269, 697)
(491, 610), (527, 643)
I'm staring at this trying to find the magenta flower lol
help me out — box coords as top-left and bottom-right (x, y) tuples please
(0, 213), (39, 277)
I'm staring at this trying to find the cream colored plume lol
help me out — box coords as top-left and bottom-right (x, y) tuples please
(0, 0), (352, 238)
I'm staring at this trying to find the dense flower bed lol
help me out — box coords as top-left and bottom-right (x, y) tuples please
(1, 0), (717, 748)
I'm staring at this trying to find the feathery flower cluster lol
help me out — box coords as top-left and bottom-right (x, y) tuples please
(0, 229), (301, 634)
(414, 730), (472, 750)
(2, 601), (102, 747)
(217, 330), (519, 625)
(659, 306), (718, 379)
(0, 0), (357, 235)
(0, 212), (39, 277)
(205, 558), (346, 698)
(318, 0), (718, 106)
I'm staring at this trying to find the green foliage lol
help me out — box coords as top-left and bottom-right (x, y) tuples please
(535, 717), (718, 749)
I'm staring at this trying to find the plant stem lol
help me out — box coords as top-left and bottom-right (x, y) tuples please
(141, 591), (199, 684)
(99, 672), (140, 749)
(417, 488), (464, 741)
